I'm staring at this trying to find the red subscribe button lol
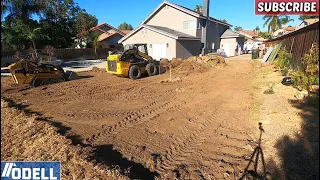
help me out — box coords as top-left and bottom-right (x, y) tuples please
(255, 0), (319, 15)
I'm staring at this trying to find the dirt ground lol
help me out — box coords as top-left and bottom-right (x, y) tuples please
(1, 54), (318, 179)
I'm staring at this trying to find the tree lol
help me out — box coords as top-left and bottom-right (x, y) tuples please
(280, 16), (294, 27)
(88, 31), (100, 59)
(24, 25), (48, 57)
(220, 19), (227, 23)
(5, 0), (45, 23)
(299, 15), (319, 21)
(259, 31), (270, 39)
(234, 26), (243, 31)
(254, 26), (260, 32)
(118, 22), (133, 30)
(263, 15), (292, 34)
(194, 5), (203, 15)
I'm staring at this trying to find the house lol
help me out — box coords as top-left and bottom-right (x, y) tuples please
(220, 29), (245, 56)
(236, 30), (260, 43)
(118, 1), (234, 60)
(296, 18), (319, 30)
(272, 26), (296, 38)
(89, 23), (127, 48)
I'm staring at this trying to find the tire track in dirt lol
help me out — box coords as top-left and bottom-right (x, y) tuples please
(86, 99), (184, 145)
(155, 107), (220, 174)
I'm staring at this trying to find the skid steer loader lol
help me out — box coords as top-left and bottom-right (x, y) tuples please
(106, 44), (160, 79)
(8, 59), (78, 87)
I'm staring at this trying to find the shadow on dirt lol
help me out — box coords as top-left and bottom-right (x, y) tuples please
(266, 93), (319, 179)
(2, 96), (159, 179)
(89, 145), (159, 180)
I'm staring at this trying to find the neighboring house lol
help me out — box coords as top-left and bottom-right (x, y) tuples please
(89, 23), (126, 48)
(296, 18), (319, 30)
(272, 26), (296, 38)
(220, 29), (245, 57)
(118, 1), (233, 60)
(236, 30), (261, 43)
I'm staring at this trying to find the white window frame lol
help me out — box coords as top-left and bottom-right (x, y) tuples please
(183, 19), (197, 30)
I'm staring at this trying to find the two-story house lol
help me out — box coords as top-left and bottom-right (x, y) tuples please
(118, 1), (234, 60)
(90, 23), (130, 48)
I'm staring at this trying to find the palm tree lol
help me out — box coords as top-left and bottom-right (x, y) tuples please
(280, 16), (294, 28)
(194, 5), (203, 15)
(5, 0), (44, 23)
(24, 26), (48, 58)
(254, 26), (260, 36)
(88, 31), (100, 59)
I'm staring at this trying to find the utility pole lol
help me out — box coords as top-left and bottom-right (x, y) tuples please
(201, 0), (210, 55)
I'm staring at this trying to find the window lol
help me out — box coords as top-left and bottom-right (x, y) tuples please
(183, 20), (196, 30)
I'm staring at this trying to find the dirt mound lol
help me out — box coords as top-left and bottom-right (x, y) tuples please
(1, 99), (128, 180)
(91, 66), (105, 73)
(160, 58), (169, 68)
(170, 58), (183, 68)
(187, 54), (226, 66)
(172, 60), (209, 75)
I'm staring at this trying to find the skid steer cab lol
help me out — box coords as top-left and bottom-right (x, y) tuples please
(106, 44), (160, 79)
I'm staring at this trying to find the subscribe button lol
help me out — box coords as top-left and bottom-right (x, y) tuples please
(255, 0), (319, 15)
(1, 162), (60, 180)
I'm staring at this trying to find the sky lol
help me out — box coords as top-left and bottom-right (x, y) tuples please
(75, 0), (301, 31)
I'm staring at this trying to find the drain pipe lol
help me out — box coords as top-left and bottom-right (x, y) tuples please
(201, 0), (210, 55)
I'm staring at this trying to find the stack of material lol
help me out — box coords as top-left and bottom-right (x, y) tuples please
(187, 54), (226, 66)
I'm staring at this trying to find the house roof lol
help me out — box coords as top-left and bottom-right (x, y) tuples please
(220, 29), (244, 38)
(120, 30), (132, 35)
(238, 30), (259, 37)
(284, 26), (296, 31)
(90, 23), (126, 36)
(98, 33), (117, 42)
(303, 18), (319, 25)
(118, 24), (199, 43)
(140, 1), (232, 27)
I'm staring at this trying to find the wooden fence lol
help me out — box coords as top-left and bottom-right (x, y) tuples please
(265, 22), (319, 70)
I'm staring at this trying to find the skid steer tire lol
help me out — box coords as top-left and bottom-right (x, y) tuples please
(146, 63), (158, 76)
(129, 65), (141, 79)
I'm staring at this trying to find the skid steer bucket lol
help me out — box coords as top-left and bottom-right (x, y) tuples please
(65, 70), (79, 81)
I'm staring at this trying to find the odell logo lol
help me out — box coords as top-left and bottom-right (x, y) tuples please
(1, 162), (60, 180)
(255, 0), (319, 15)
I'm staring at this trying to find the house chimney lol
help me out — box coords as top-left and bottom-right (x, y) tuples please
(201, 0), (210, 55)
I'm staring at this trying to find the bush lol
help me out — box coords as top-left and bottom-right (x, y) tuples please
(274, 48), (292, 70)
(292, 43), (319, 95)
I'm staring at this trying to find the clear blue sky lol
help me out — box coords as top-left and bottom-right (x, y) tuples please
(76, 0), (300, 31)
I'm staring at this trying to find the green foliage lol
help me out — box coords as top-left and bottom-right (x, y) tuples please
(299, 15), (319, 21)
(234, 26), (242, 31)
(274, 48), (292, 70)
(292, 43), (319, 94)
(259, 31), (270, 39)
(1, 0), (98, 50)
(220, 19), (227, 23)
(194, 5), (203, 15)
(118, 22), (133, 30)
(263, 15), (293, 34)
(264, 85), (275, 94)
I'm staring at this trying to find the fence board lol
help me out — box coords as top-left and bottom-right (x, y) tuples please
(265, 22), (319, 70)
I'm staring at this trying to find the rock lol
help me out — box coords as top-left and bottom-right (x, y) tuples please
(243, 144), (254, 151)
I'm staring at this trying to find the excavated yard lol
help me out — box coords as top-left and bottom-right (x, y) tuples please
(1, 56), (258, 179)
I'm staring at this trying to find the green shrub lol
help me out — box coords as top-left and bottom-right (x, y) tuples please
(274, 48), (292, 70)
(292, 43), (319, 95)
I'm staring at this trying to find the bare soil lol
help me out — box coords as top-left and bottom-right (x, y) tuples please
(1, 99), (127, 180)
(3, 55), (316, 179)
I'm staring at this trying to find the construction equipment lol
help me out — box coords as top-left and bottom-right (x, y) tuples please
(8, 59), (77, 87)
(106, 44), (160, 79)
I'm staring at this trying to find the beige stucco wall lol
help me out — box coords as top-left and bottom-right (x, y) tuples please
(122, 27), (176, 60)
(220, 38), (237, 57)
(145, 5), (197, 37)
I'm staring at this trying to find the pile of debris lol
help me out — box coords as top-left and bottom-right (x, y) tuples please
(159, 54), (226, 75)
(186, 54), (226, 66)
